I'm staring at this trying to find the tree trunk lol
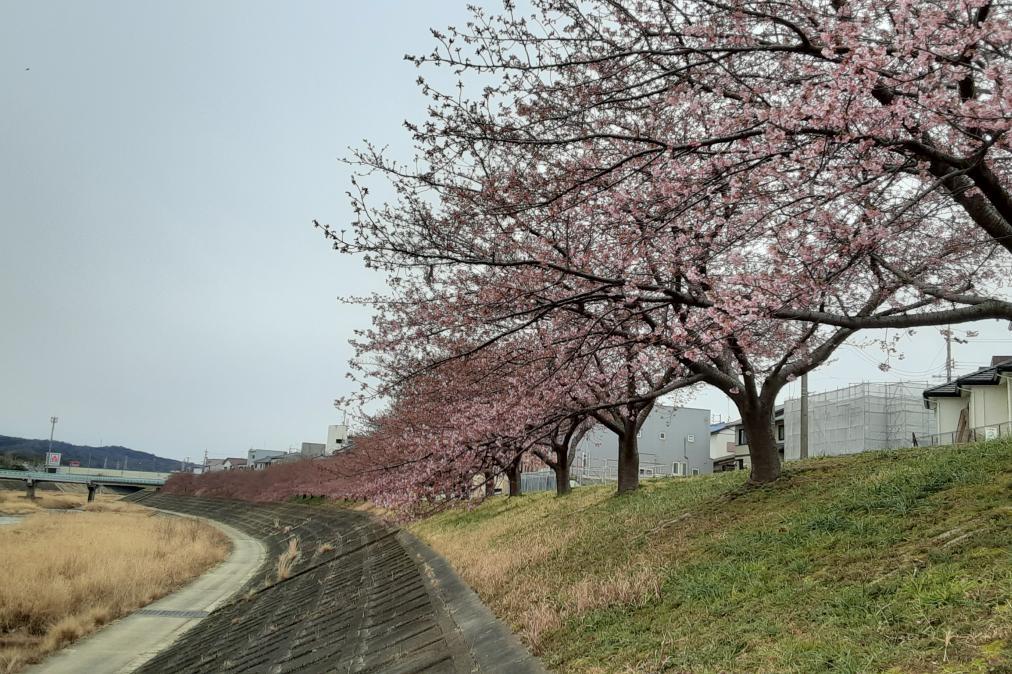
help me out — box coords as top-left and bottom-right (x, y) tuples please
(483, 470), (495, 497)
(506, 460), (522, 497)
(554, 459), (571, 496)
(741, 403), (781, 485)
(616, 430), (639, 494)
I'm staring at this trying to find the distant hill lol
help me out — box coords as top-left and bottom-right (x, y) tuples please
(0, 435), (191, 473)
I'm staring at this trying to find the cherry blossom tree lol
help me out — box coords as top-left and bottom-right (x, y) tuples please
(322, 0), (1011, 489)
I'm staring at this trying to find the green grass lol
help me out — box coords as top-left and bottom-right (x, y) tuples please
(409, 441), (1012, 673)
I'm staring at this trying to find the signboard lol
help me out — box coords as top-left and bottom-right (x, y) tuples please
(984, 426), (1000, 441)
(45, 452), (61, 468)
(68, 460), (81, 467)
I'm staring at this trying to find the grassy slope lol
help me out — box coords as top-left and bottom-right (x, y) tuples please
(410, 441), (1012, 673)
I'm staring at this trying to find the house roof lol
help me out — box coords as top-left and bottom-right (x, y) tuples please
(721, 405), (784, 429)
(709, 422), (733, 433)
(223, 458), (247, 465)
(924, 357), (1012, 398)
(252, 456), (276, 464)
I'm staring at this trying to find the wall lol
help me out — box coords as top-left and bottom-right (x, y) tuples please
(248, 449), (286, 462)
(326, 425), (348, 455)
(709, 428), (735, 459)
(967, 382), (1011, 428)
(301, 442), (326, 458)
(574, 405), (712, 479)
(934, 397), (968, 435)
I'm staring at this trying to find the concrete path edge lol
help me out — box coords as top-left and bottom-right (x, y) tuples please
(397, 530), (548, 674)
(27, 510), (266, 674)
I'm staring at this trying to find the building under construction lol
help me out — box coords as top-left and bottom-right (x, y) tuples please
(783, 382), (935, 460)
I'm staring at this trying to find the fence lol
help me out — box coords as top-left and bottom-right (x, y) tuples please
(520, 459), (679, 493)
(915, 421), (1011, 447)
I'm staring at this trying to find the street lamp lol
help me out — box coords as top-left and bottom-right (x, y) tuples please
(48, 416), (58, 472)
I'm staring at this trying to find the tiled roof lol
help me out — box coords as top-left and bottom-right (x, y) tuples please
(924, 359), (1012, 398)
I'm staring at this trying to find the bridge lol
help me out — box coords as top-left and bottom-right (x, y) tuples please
(0, 468), (165, 501)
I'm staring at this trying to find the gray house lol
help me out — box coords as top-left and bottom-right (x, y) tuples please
(573, 404), (712, 481)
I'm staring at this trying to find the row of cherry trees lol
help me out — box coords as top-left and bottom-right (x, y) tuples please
(171, 0), (1011, 507)
(312, 0), (1010, 505)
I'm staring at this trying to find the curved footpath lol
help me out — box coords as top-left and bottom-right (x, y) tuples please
(116, 492), (543, 674)
(28, 514), (266, 674)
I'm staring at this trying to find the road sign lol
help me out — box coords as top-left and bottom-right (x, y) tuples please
(45, 452), (61, 468)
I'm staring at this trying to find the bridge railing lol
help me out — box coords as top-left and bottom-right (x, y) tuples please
(0, 469), (166, 486)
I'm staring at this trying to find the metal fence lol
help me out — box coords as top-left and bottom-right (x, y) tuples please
(915, 421), (1011, 447)
(520, 471), (557, 493)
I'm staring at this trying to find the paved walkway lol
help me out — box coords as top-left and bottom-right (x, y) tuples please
(28, 516), (265, 674)
(124, 493), (544, 674)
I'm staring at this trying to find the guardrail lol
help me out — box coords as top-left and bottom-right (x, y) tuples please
(915, 421), (1011, 447)
(0, 469), (166, 486)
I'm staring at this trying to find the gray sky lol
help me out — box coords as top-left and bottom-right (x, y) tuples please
(1, 2), (1009, 460)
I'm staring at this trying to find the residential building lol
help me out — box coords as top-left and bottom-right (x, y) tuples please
(221, 458), (247, 471)
(783, 381), (934, 459)
(326, 425), (349, 455)
(301, 442), (326, 458)
(248, 448), (286, 463)
(723, 406), (785, 470)
(923, 356), (1012, 444)
(708, 421), (737, 471)
(573, 404), (712, 482)
(205, 458), (226, 473)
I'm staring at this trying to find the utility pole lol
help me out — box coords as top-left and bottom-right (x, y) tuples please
(799, 374), (809, 460)
(944, 325), (953, 381)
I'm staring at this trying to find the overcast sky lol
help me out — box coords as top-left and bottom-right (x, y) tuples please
(2, 2), (1009, 461)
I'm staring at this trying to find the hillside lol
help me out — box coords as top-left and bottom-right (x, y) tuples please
(410, 441), (1012, 673)
(0, 435), (188, 473)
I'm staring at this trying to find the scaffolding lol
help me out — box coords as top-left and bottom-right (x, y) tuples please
(783, 382), (935, 459)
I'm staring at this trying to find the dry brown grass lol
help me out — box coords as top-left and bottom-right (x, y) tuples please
(275, 537), (300, 582)
(0, 491), (95, 515)
(567, 565), (662, 614)
(0, 509), (230, 673)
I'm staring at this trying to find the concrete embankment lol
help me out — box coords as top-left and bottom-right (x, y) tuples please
(120, 492), (545, 674)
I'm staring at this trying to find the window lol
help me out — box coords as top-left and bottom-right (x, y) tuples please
(639, 467), (654, 477)
(777, 424), (785, 441)
(692, 468), (700, 476)
(659, 432), (667, 440)
(737, 428), (748, 445)
(672, 462), (687, 476)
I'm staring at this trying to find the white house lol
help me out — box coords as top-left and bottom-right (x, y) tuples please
(709, 421), (737, 471)
(923, 356), (1012, 444)
(221, 458), (248, 471)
